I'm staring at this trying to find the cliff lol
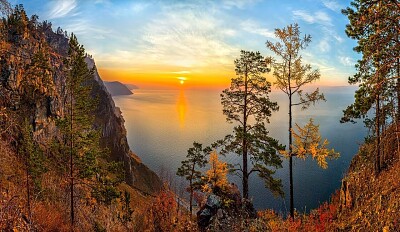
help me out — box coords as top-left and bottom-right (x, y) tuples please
(0, 10), (161, 195)
(86, 58), (161, 194)
(125, 83), (139, 90)
(103, 81), (133, 96)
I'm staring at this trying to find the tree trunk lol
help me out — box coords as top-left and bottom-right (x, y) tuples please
(396, 34), (400, 121)
(177, 197), (180, 218)
(376, 94), (381, 175)
(375, 0), (385, 174)
(70, 88), (74, 228)
(397, 57), (400, 159)
(26, 163), (31, 223)
(288, 55), (294, 218)
(189, 179), (193, 215)
(243, 70), (249, 200)
(396, 59), (400, 121)
(289, 93), (294, 218)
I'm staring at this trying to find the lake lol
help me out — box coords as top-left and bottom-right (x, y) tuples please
(113, 86), (366, 214)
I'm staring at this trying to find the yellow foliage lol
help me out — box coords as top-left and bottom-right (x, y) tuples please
(202, 151), (229, 192)
(291, 118), (339, 169)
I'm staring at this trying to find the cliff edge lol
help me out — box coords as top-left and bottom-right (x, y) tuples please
(86, 57), (162, 194)
(0, 15), (162, 196)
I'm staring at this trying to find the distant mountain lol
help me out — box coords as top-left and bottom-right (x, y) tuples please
(125, 83), (139, 90)
(104, 81), (133, 96)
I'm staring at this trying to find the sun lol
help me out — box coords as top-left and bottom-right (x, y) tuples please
(177, 77), (186, 85)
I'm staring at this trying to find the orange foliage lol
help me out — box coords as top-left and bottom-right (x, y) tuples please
(255, 200), (339, 232)
(202, 151), (229, 193)
(151, 189), (178, 231)
(32, 203), (70, 232)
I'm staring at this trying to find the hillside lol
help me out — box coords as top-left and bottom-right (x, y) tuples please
(248, 133), (400, 231)
(0, 4), (165, 231)
(0, 138), (189, 231)
(333, 134), (399, 230)
(0, 5), (161, 195)
(103, 81), (133, 96)
(125, 83), (139, 90)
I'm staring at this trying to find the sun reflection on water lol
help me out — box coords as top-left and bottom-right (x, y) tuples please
(176, 88), (187, 128)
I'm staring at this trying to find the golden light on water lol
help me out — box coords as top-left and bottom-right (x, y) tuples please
(177, 88), (187, 128)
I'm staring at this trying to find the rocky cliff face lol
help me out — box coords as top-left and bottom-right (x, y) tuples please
(87, 57), (162, 194)
(0, 15), (161, 195)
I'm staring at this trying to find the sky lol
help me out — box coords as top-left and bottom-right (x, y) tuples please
(14, 0), (359, 89)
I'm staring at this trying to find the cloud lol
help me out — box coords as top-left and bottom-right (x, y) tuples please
(99, 8), (238, 71)
(221, 28), (237, 37)
(131, 2), (149, 13)
(339, 56), (355, 66)
(61, 18), (111, 36)
(310, 60), (335, 72)
(141, 12), (237, 68)
(240, 19), (275, 38)
(171, 71), (191, 74)
(293, 10), (332, 25)
(221, 0), (261, 9)
(47, 0), (77, 19)
(333, 34), (344, 43)
(322, 0), (342, 12)
(318, 39), (330, 53)
(316, 27), (344, 54)
(94, 0), (110, 4)
(292, 9), (343, 54)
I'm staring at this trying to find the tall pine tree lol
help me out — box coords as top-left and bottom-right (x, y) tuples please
(57, 33), (110, 227)
(220, 50), (283, 200)
(342, 0), (400, 173)
(18, 118), (47, 223)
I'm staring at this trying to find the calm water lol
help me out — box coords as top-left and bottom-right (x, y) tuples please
(113, 86), (366, 213)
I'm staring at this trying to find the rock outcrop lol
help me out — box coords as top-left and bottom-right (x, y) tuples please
(103, 81), (133, 96)
(0, 15), (162, 195)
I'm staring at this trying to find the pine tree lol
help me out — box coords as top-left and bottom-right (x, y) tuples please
(18, 118), (47, 222)
(176, 142), (209, 215)
(118, 190), (134, 229)
(220, 50), (284, 200)
(266, 24), (325, 218)
(341, 0), (400, 174)
(56, 33), (116, 227)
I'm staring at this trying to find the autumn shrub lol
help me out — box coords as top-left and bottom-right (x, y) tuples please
(0, 192), (29, 231)
(32, 203), (70, 232)
(151, 189), (178, 231)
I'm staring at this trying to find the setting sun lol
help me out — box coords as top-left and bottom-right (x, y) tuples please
(178, 77), (186, 85)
